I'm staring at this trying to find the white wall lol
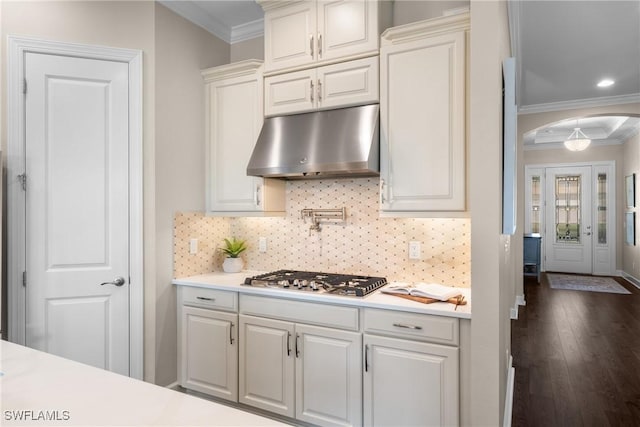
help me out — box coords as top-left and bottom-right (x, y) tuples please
(622, 132), (640, 281)
(393, 0), (469, 25)
(469, 0), (513, 424)
(230, 37), (264, 62)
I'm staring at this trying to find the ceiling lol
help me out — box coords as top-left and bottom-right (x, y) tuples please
(510, 0), (640, 113)
(163, 1), (640, 147)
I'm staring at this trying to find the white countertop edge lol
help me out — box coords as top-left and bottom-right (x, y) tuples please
(173, 271), (471, 319)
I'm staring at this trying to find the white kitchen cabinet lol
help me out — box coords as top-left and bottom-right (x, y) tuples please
(264, 56), (378, 116)
(380, 13), (469, 213)
(363, 308), (460, 426)
(202, 60), (285, 216)
(363, 334), (459, 427)
(178, 288), (239, 402)
(260, 0), (391, 75)
(239, 312), (362, 427)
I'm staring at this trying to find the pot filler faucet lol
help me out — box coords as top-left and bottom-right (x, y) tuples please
(300, 207), (347, 235)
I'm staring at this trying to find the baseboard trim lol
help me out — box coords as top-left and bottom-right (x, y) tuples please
(504, 355), (515, 427)
(620, 271), (640, 290)
(511, 294), (525, 320)
(164, 381), (180, 391)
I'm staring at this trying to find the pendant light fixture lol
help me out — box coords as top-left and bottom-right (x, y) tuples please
(564, 126), (591, 151)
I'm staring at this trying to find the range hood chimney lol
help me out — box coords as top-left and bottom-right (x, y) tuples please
(247, 104), (379, 179)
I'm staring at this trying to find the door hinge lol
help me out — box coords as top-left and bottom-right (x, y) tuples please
(23, 78), (27, 94)
(23, 271), (27, 287)
(18, 173), (27, 191)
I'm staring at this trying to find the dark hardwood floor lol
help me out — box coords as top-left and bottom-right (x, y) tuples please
(512, 273), (640, 427)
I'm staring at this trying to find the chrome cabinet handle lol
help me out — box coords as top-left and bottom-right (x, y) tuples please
(310, 80), (314, 102)
(255, 185), (261, 206)
(287, 332), (292, 356)
(318, 33), (322, 57)
(295, 334), (300, 358)
(380, 178), (386, 204)
(317, 79), (322, 101)
(230, 322), (235, 345)
(100, 276), (125, 287)
(196, 296), (215, 301)
(392, 323), (423, 330)
(309, 34), (314, 57)
(364, 344), (369, 372)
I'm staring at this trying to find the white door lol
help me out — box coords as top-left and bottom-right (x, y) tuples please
(25, 52), (130, 375)
(544, 166), (593, 274)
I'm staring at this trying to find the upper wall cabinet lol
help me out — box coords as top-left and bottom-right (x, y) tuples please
(379, 13), (469, 214)
(264, 56), (378, 117)
(259, 0), (393, 75)
(202, 61), (285, 216)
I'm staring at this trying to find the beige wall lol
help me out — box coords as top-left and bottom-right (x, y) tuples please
(622, 133), (640, 281)
(154, 3), (229, 386)
(469, 0), (513, 424)
(230, 36), (264, 62)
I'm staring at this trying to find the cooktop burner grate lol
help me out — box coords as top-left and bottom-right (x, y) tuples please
(243, 270), (388, 297)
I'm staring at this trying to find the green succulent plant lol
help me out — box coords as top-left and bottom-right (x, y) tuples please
(221, 237), (247, 258)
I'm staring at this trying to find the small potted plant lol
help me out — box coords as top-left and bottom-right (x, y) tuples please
(220, 237), (247, 273)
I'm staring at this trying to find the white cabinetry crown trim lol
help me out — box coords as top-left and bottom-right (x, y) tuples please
(202, 59), (264, 82)
(381, 11), (470, 45)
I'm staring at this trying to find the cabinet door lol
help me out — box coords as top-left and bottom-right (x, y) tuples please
(380, 30), (466, 212)
(363, 334), (459, 427)
(316, 56), (378, 111)
(180, 307), (238, 402)
(239, 315), (295, 417)
(317, 0), (378, 62)
(207, 72), (264, 212)
(264, 1), (317, 73)
(264, 68), (316, 117)
(295, 324), (362, 427)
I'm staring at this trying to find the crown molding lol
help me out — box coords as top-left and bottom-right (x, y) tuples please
(159, 1), (231, 42)
(231, 19), (264, 44)
(201, 59), (264, 82)
(518, 93), (640, 115)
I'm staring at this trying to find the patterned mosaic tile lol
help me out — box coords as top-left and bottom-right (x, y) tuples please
(174, 178), (470, 287)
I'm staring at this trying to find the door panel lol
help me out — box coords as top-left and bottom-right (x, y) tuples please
(25, 53), (129, 375)
(318, 0), (377, 61)
(545, 166), (592, 273)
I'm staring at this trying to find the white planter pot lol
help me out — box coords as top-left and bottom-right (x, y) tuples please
(222, 257), (244, 273)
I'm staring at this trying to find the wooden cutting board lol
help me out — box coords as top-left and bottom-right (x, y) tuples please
(388, 293), (467, 306)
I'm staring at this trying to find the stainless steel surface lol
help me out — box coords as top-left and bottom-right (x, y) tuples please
(309, 34), (314, 57)
(392, 323), (423, 330)
(247, 104), (380, 178)
(300, 207), (347, 234)
(100, 276), (125, 287)
(318, 33), (322, 57)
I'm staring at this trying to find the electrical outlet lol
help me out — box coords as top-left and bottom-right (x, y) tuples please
(408, 241), (421, 259)
(259, 237), (267, 253)
(189, 238), (198, 254)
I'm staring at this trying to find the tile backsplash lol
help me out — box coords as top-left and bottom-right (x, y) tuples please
(174, 178), (471, 287)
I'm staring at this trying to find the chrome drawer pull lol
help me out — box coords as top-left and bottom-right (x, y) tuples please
(196, 296), (215, 301)
(392, 322), (422, 330)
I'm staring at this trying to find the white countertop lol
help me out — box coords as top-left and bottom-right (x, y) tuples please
(0, 340), (287, 426)
(173, 271), (471, 319)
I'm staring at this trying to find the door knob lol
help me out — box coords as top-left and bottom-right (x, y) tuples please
(100, 277), (126, 287)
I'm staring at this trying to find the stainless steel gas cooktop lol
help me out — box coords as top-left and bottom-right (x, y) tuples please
(243, 270), (388, 297)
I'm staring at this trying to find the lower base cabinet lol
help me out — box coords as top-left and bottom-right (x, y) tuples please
(239, 314), (362, 427)
(363, 334), (459, 426)
(180, 306), (238, 401)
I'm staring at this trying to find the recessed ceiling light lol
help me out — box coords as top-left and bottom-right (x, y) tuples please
(597, 79), (615, 88)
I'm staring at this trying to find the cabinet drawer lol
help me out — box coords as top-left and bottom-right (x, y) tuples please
(363, 308), (459, 346)
(240, 294), (359, 331)
(180, 287), (238, 312)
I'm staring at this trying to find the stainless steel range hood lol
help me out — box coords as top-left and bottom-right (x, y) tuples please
(247, 104), (379, 179)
